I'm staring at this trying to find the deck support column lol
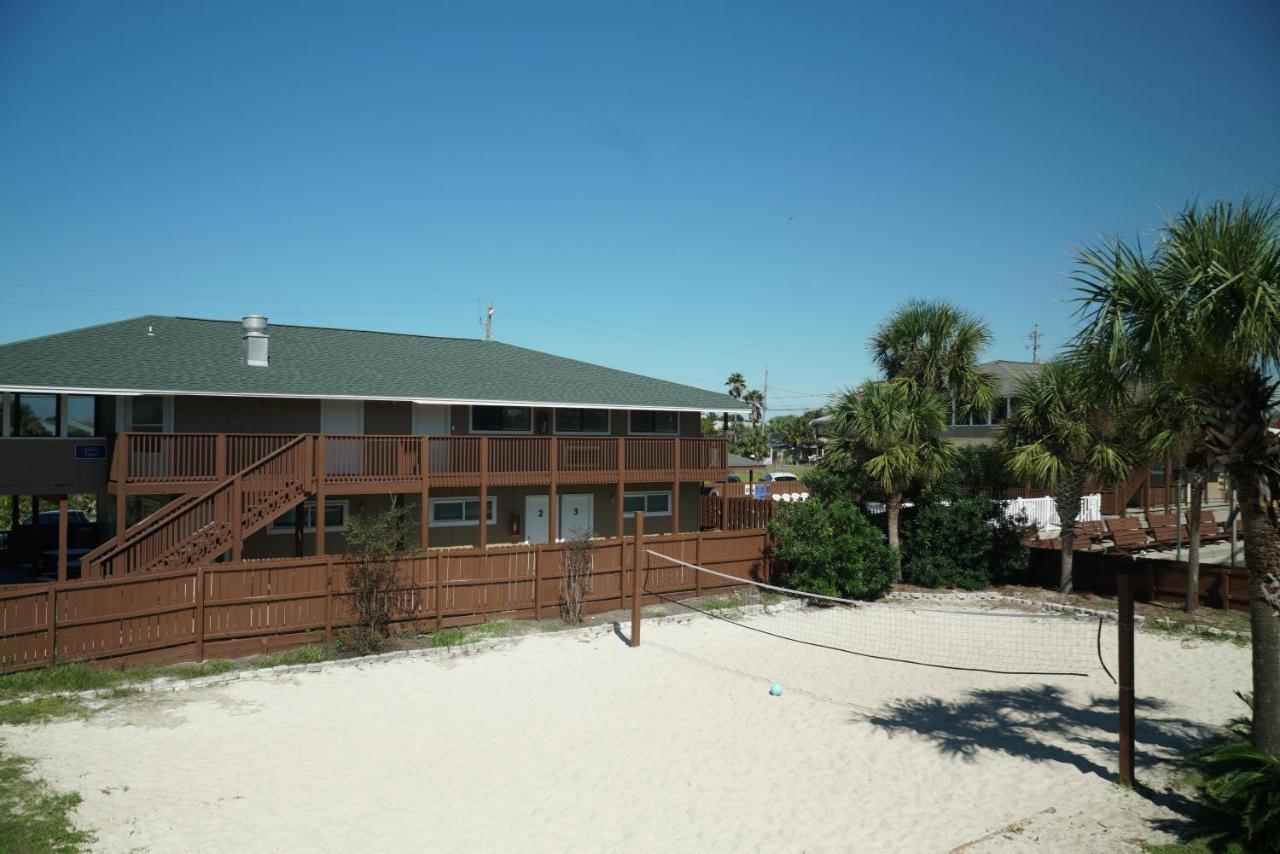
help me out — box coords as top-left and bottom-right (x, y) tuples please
(478, 438), (489, 549)
(315, 435), (327, 556)
(672, 437), (681, 534)
(547, 437), (558, 544)
(616, 438), (626, 539)
(115, 490), (126, 539)
(56, 496), (68, 582)
(30, 495), (39, 569)
(419, 436), (430, 551)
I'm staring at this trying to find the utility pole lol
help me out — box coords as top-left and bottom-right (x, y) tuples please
(762, 368), (769, 422)
(1026, 324), (1043, 363)
(484, 302), (495, 341)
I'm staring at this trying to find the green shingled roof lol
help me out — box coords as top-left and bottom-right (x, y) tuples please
(0, 316), (745, 412)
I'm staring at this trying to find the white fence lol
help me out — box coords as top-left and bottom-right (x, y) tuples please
(999, 494), (1101, 531)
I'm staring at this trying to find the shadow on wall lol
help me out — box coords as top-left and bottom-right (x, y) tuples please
(859, 684), (1217, 816)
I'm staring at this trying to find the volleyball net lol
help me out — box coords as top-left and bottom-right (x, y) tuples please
(642, 550), (1114, 680)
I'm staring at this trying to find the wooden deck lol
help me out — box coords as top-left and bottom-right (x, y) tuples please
(110, 433), (728, 494)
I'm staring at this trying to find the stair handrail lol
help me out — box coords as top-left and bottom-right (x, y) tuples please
(84, 434), (311, 579)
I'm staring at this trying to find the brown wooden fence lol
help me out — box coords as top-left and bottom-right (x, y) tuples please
(699, 495), (776, 531)
(0, 529), (770, 674)
(1026, 548), (1249, 613)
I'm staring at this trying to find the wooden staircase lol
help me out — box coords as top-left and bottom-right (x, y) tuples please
(82, 435), (315, 579)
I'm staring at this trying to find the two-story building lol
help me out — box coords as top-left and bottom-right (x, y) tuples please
(0, 315), (743, 580)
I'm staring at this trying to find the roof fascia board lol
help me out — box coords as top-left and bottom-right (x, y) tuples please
(0, 384), (751, 414)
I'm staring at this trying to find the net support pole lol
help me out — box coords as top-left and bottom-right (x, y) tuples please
(1117, 563), (1136, 787)
(630, 511), (644, 647)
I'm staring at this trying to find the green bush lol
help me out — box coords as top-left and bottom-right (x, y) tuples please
(1186, 696), (1280, 852)
(900, 498), (1027, 589)
(800, 466), (868, 504)
(766, 498), (897, 599)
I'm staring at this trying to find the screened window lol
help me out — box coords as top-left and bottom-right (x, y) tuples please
(132, 396), (166, 432)
(629, 410), (678, 434)
(470, 406), (532, 433)
(623, 490), (672, 517)
(555, 408), (610, 434)
(66, 395), (96, 437)
(12, 394), (58, 437)
(430, 496), (498, 527)
(268, 501), (349, 534)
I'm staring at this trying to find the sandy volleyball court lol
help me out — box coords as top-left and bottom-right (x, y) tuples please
(6, 607), (1251, 853)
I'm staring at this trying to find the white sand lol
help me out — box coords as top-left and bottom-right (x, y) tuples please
(6, 608), (1252, 853)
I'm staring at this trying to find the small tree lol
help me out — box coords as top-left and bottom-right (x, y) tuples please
(559, 535), (595, 624)
(342, 500), (416, 654)
(767, 497), (898, 599)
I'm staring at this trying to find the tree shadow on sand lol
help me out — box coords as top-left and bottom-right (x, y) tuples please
(861, 684), (1217, 817)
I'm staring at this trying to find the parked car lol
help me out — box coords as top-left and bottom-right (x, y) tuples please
(24, 509), (92, 526)
(764, 472), (798, 482)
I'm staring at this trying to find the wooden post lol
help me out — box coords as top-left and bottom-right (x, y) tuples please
(615, 437), (625, 537)
(721, 484), (729, 532)
(115, 489), (127, 540)
(630, 511), (644, 647)
(548, 435), (558, 544)
(231, 478), (243, 561)
(533, 545), (543, 620)
(419, 436), (430, 550)
(324, 559), (335, 643)
(478, 437), (489, 549)
(56, 497), (68, 582)
(195, 566), (206, 662)
(315, 435), (327, 556)
(1117, 564), (1136, 787)
(672, 436), (681, 535)
(215, 434), (227, 478)
(293, 498), (305, 558)
(46, 585), (56, 666)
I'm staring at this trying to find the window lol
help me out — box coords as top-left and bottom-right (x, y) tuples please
(629, 410), (678, 434)
(991, 397), (1011, 426)
(470, 406), (532, 433)
(12, 394), (58, 437)
(430, 495), (498, 527)
(132, 396), (166, 432)
(66, 395), (96, 437)
(623, 490), (671, 517)
(268, 501), (349, 534)
(554, 408), (610, 434)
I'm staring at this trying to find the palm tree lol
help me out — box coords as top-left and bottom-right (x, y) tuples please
(997, 360), (1135, 593)
(1072, 197), (1280, 755)
(743, 389), (764, 426)
(870, 299), (998, 420)
(725, 372), (746, 400)
(732, 425), (770, 461)
(824, 381), (956, 552)
(1133, 382), (1213, 613)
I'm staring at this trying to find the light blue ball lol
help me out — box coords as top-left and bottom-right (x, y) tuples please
(769, 683), (783, 697)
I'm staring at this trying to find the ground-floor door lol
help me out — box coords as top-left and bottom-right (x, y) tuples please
(523, 493), (594, 543)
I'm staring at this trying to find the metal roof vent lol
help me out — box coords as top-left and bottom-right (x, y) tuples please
(242, 315), (269, 367)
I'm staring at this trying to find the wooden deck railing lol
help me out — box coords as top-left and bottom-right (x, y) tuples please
(113, 433), (728, 490)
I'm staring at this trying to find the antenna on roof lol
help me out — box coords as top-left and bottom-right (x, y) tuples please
(484, 302), (495, 341)
(1025, 324), (1043, 363)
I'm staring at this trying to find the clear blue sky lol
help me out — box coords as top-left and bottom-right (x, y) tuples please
(2, 1), (1276, 414)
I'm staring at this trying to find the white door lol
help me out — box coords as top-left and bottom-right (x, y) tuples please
(525, 495), (549, 544)
(321, 400), (364, 474)
(559, 494), (594, 541)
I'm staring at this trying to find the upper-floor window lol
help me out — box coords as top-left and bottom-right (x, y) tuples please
(66, 395), (95, 437)
(470, 405), (532, 433)
(132, 396), (166, 432)
(629, 410), (678, 435)
(554, 408), (610, 434)
(11, 393), (58, 437)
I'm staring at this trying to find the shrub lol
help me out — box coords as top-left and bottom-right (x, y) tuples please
(767, 498), (897, 599)
(1187, 695), (1280, 852)
(801, 466), (868, 504)
(342, 500), (416, 654)
(559, 535), (594, 624)
(900, 498), (1028, 589)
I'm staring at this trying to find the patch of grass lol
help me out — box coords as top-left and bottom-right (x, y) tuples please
(0, 697), (87, 727)
(0, 660), (235, 702)
(0, 754), (93, 853)
(1142, 619), (1249, 647)
(427, 621), (520, 648)
(701, 596), (743, 611)
(759, 591), (783, 605)
(248, 644), (339, 669)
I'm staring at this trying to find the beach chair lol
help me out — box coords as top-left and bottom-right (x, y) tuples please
(1194, 510), (1229, 543)
(1146, 513), (1190, 550)
(1108, 527), (1152, 554)
(1074, 520), (1107, 547)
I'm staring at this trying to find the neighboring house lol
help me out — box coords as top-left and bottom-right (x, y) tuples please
(0, 315), (744, 579)
(946, 360), (1043, 446)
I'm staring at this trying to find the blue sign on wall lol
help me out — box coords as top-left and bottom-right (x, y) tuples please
(753, 484), (768, 500)
(74, 443), (107, 460)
